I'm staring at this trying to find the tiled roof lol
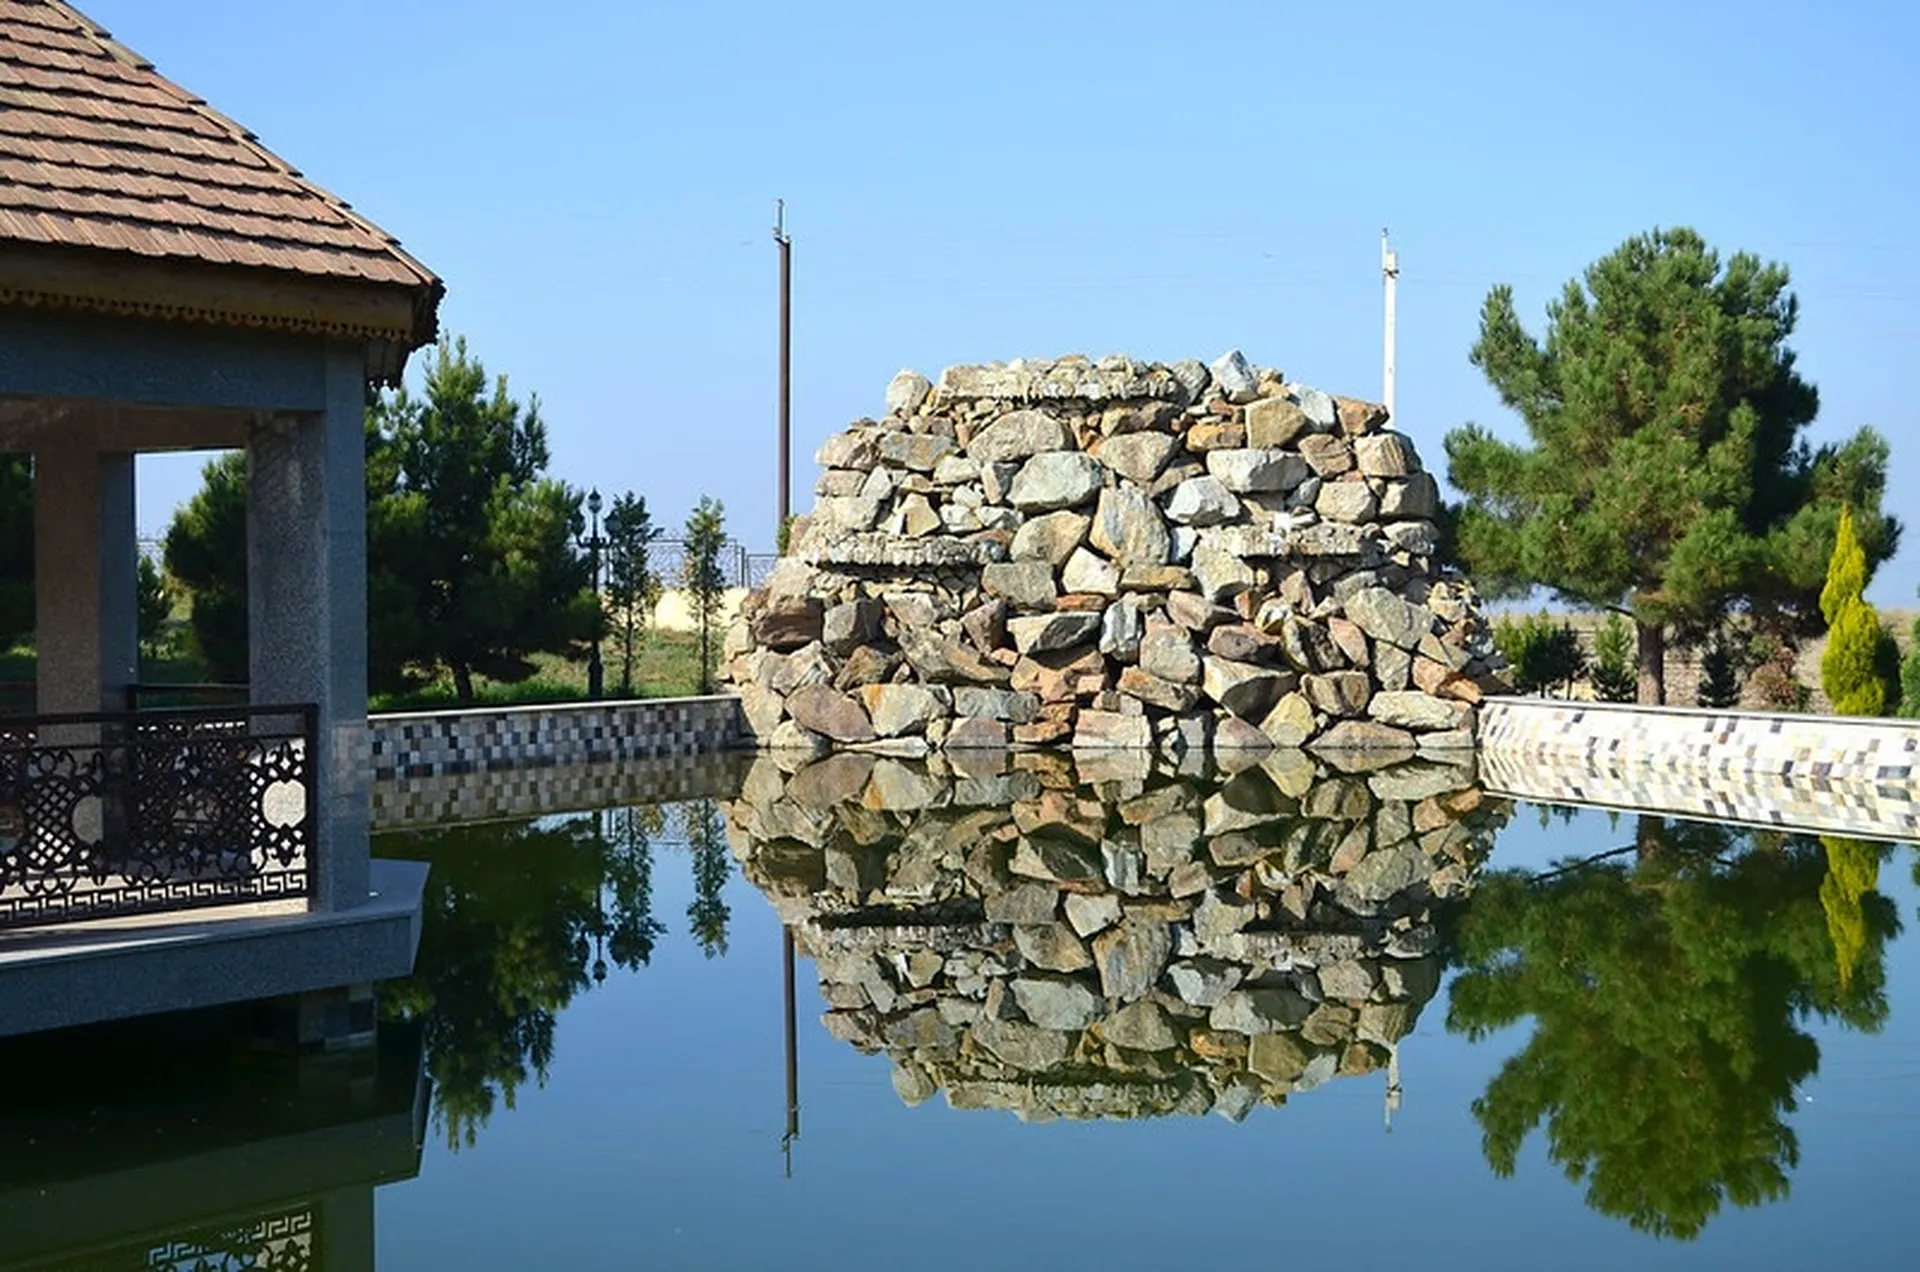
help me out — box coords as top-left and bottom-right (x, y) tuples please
(0, 0), (439, 351)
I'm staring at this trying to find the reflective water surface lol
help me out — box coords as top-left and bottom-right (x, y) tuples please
(4, 750), (1918, 1269)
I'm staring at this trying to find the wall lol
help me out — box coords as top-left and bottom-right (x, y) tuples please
(1478, 697), (1920, 840)
(724, 352), (1507, 758)
(367, 694), (745, 784)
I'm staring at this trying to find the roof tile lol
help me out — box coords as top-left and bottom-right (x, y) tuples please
(0, 0), (437, 292)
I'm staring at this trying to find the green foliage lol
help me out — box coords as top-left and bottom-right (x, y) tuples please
(367, 338), (598, 701)
(1696, 628), (1746, 709)
(1493, 612), (1585, 697)
(1589, 614), (1638, 702)
(377, 805), (670, 1151)
(1448, 818), (1897, 1240)
(682, 798), (731, 958)
(603, 492), (662, 696)
(681, 496), (728, 694)
(776, 514), (796, 556)
(136, 553), (172, 661)
(1821, 599), (1900, 717)
(1819, 505), (1869, 626)
(1445, 227), (1900, 696)
(1818, 508), (1900, 717)
(163, 452), (249, 682)
(164, 336), (599, 699)
(1747, 635), (1812, 712)
(1818, 838), (1882, 992)
(1900, 618), (1920, 719)
(0, 454), (30, 653)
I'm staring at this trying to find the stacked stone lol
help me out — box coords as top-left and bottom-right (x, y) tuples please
(727, 352), (1507, 755)
(726, 748), (1505, 1121)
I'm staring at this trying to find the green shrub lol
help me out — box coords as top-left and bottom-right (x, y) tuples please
(1748, 636), (1812, 712)
(1589, 615), (1638, 702)
(1494, 612), (1586, 697)
(1695, 629), (1745, 709)
(1900, 618), (1920, 719)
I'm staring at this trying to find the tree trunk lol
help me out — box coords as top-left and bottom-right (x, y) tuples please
(1635, 812), (1666, 863)
(1636, 619), (1666, 705)
(453, 662), (476, 703)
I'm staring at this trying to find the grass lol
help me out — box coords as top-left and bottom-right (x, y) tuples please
(368, 630), (711, 711)
(0, 627), (716, 713)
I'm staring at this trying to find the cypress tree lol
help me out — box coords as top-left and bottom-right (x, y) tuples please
(1818, 506), (1899, 716)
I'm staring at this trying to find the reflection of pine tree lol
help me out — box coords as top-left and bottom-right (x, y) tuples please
(377, 816), (609, 1150)
(602, 805), (667, 971)
(1448, 819), (1898, 1241)
(681, 798), (731, 958)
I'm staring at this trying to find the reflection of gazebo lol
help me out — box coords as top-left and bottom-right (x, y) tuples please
(0, 0), (436, 1037)
(0, 1014), (428, 1270)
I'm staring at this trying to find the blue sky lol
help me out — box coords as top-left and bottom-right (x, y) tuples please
(101, 0), (1919, 602)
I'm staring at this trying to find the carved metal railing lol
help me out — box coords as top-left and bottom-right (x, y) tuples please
(0, 703), (317, 929)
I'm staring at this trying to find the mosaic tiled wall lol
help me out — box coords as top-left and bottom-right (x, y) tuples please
(372, 751), (751, 830)
(368, 695), (746, 784)
(1479, 697), (1920, 842)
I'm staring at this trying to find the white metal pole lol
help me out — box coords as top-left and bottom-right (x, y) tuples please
(1382, 229), (1399, 422)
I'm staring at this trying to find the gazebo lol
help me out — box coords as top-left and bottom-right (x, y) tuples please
(0, 0), (439, 1040)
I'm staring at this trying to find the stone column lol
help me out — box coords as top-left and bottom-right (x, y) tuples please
(248, 344), (369, 911)
(33, 446), (137, 715)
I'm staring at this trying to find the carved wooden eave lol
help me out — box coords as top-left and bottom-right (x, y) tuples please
(0, 244), (441, 385)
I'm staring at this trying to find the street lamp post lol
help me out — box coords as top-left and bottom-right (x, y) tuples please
(581, 488), (605, 700)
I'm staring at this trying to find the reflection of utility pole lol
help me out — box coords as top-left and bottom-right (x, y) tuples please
(1381, 229), (1399, 423)
(1384, 1044), (1402, 1133)
(782, 927), (800, 1177)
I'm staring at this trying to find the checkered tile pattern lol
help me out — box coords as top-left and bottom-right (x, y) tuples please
(1479, 698), (1920, 841)
(368, 695), (746, 783)
(372, 752), (749, 830)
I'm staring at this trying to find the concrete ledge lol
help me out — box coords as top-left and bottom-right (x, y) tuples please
(368, 693), (745, 780)
(0, 859), (427, 1039)
(1478, 696), (1920, 840)
(373, 751), (752, 830)
(1479, 696), (1920, 781)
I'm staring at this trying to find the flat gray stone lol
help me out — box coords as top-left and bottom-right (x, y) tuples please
(1010, 510), (1091, 568)
(967, 408), (1073, 462)
(1009, 451), (1103, 511)
(1164, 475), (1242, 526)
(1096, 432), (1178, 485)
(1008, 611), (1102, 654)
(1090, 485), (1171, 566)
(1012, 976), (1103, 1031)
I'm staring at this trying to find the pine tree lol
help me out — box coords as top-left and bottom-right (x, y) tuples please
(1589, 615), (1638, 702)
(136, 554), (172, 662)
(602, 493), (662, 695)
(1446, 227), (1900, 704)
(1696, 629), (1745, 709)
(681, 497), (728, 694)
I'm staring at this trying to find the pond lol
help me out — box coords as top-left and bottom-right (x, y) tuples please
(3, 749), (1917, 1269)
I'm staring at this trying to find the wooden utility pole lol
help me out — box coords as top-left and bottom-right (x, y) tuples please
(773, 200), (800, 1176)
(1382, 229), (1399, 422)
(774, 200), (793, 530)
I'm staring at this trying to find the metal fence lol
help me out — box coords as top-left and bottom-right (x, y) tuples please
(646, 539), (778, 591)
